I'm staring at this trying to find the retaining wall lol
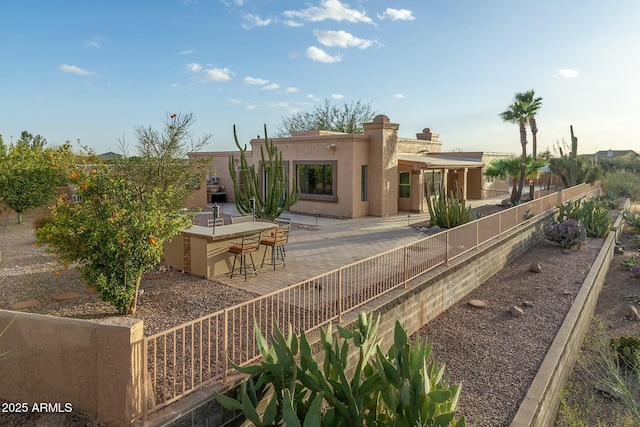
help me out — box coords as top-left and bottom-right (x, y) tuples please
(0, 312), (145, 426)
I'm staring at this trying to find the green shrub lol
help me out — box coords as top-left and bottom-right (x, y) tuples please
(214, 312), (466, 426)
(622, 209), (640, 233)
(546, 219), (587, 249)
(427, 191), (471, 229)
(556, 199), (612, 238)
(602, 171), (640, 199)
(610, 336), (640, 370)
(621, 254), (640, 270)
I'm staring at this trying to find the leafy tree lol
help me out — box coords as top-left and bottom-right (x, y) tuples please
(500, 90), (543, 203)
(0, 133), (73, 224)
(36, 113), (207, 315)
(229, 124), (300, 220)
(276, 99), (377, 136)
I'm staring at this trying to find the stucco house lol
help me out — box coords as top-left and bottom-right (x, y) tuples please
(188, 115), (510, 218)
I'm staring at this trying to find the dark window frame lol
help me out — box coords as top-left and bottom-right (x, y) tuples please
(294, 160), (338, 202)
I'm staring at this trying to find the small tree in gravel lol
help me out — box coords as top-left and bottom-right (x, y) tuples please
(36, 113), (206, 314)
(0, 132), (74, 224)
(36, 166), (191, 314)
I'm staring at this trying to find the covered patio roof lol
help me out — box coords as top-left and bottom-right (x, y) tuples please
(397, 153), (484, 169)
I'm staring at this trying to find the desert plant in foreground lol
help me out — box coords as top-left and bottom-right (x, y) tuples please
(214, 312), (465, 426)
(546, 219), (587, 249)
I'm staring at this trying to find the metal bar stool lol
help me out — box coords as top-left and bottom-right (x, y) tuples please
(227, 232), (261, 280)
(260, 225), (290, 270)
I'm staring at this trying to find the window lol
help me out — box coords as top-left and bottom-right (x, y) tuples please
(295, 161), (337, 201)
(72, 194), (82, 203)
(399, 171), (411, 198)
(425, 170), (442, 195)
(361, 165), (368, 202)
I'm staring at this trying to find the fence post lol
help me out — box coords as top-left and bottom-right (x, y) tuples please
(403, 246), (408, 288)
(142, 337), (148, 425)
(445, 231), (450, 266)
(223, 308), (229, 381)
(337, 268), (343, 323)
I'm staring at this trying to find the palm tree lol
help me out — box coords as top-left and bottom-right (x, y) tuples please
(500, 97), (529, 204)
(516, 90), (543, 159)
(484, 156), (546, 203)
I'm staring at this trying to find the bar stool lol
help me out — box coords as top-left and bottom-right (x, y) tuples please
(260, 225), (290, 270)
(227, 232), (261, 280)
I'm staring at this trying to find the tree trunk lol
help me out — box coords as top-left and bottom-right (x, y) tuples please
(515, 123), (528, 203)
(530, 118), (538, 160)
(127, 273), (143, 315)
(17, 212), (23, 225)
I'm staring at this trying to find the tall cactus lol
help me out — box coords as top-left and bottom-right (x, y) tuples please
(229, 124), (300, 220)
(569, 125), (578, 186)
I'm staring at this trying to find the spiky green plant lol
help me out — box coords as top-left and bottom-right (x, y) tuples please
(229, 124), (300, 220)
(556, 199), (612, 238)
(426, 191), (472, 229)
(214, 312), (465, 426)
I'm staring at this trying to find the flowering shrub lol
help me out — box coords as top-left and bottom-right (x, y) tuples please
(631, 265), (640, 279)
(36, 166), (191, 314)
(546, 219), (587, 249)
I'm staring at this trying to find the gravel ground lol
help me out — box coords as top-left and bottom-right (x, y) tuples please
(0, 207), (634, 426)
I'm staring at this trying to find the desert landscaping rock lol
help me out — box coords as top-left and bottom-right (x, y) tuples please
(467, 299), (488, 308)
(10, 299), (40, 309)
(627, 304), (640, 321)
(509, 306), (524, 317)
(528, 262), (542, 273)
(52, 292), (80, 301)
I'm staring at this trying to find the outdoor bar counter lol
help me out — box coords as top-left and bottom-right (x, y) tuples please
(163, 222), (276, 278)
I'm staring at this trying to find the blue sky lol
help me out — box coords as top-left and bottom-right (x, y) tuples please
(1, 0), (639, 156)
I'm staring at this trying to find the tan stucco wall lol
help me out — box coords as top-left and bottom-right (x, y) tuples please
(0, 311), (144, 426)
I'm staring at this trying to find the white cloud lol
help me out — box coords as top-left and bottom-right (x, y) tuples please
(262, 83), (280, 90)
(242, 13), (272, 29)
(393, 93), (404, 99)
(179, 49), (195, 55)
(244, 76), (269, 85)
(377, 8), (415, 21)
(284, 0), (372, 23)
(58, 64), (94, 76)
(83, 36), (106, 49)
(283, 20), (303, 27)
(306, 46), (342, 63)
(186, 63), (202, 73)
(201, 67), (233, 81)
(331, 93), (344, 99)
(285, 87), (298, 93)
(314, 30), (374, 49)
(307, 93), (321, 101)
(554, 68), (579, 78)
(228, 98), (244, 104)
